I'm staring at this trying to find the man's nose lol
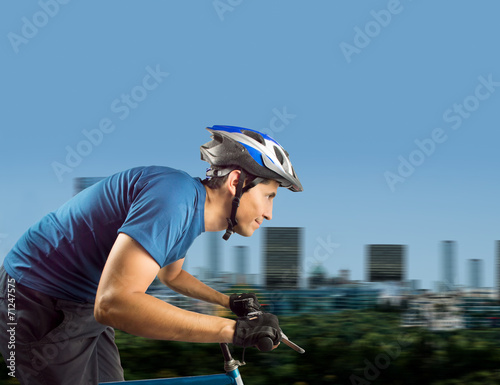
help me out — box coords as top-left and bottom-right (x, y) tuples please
(263, 203), (273, 221)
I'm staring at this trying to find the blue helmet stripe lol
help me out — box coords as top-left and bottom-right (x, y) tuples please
(240, 143), (265, 167)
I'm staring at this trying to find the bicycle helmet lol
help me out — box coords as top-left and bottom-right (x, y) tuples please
(200, 125), (303, 240)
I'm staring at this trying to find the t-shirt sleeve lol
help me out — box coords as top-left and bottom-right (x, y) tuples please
(117, 174), (196, 267)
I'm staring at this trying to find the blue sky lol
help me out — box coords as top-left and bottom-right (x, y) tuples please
(1, 0), (499, 290)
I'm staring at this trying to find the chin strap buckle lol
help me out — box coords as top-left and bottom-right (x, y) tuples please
(223, 218), (237, 240)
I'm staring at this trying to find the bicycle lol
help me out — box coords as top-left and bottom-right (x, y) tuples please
(100, 333), (304, 385)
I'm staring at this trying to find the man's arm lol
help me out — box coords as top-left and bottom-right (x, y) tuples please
(157, 259), (230, 309)
(94, 233), (235, 343)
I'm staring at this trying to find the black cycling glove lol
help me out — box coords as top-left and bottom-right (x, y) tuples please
(233, 312), (282, 349)
(229, 293), (262, 317)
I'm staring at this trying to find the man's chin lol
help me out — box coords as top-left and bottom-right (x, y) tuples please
(234, 226), (255, 237)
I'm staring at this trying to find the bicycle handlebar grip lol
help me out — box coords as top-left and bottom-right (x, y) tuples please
(257, 337), (274, 352)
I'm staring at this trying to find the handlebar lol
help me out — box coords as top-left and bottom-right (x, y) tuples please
(256, 336), (274, 352)
(219, 331), (304, 378)
(234, 299), (305, 354)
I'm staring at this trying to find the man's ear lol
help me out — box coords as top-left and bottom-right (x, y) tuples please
(226, 170), (241, 197)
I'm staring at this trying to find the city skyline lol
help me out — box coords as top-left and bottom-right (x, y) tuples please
(187, 231), (499, 292)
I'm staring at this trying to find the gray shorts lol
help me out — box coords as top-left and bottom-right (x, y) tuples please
(0, 265), (124, 385)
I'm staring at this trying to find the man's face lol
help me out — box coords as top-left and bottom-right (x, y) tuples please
(234, 180), (279, 237)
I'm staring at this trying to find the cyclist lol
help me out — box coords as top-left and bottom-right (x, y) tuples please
(0, 126), (303, 385)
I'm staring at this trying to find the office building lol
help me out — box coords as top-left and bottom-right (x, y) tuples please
(263, 227), (303, 290)
(441, 240), (457, 292)
(339, 269), (350, 282)
(234, 246), (249, 284)
(207, 232), (221, 279)
(468, 259), (482, 289)
(497, 241), (500, 299)
(366, 244), (406, 282)
(410, 279), (421, 292)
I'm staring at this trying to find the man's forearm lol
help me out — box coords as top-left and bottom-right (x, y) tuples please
(95, 290), (235, 343)
(95, 234), (234, 343)
(161, 269), (230, 309)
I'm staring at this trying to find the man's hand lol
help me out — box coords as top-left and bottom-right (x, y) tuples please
(233, 312), (281, 351)
(229, 293), (262, 317)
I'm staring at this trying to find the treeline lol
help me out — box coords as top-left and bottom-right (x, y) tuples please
(2, 310), (500, 384)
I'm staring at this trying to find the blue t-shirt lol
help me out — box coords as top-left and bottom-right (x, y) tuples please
(3, 166), (206, 303)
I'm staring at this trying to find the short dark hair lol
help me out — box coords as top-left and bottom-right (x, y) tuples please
(202, 168), (271, 190)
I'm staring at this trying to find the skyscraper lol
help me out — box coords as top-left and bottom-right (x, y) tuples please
(207, 232), (221, 279)
(263, 227), (303, 290)
(339, 269), (350, 282)
(496, 241), (500, 299)
(366, 244), (406, 282)
(234, 246), (249, 284)
(468, 259), (482, 289)
(442, 240), (457, 292)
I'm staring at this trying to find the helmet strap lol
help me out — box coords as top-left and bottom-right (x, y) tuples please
(223, 170), (247, 241)
(242, 177), (265, 193)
